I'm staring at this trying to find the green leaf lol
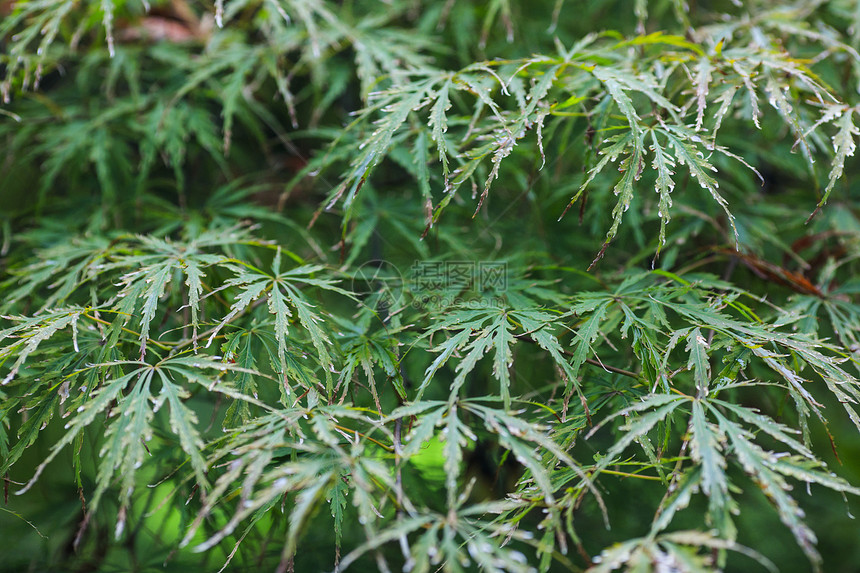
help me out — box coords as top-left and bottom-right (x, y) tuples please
(568, 299), (612, 384)
(328, 471), (349, 551)
(818, 107), (858, 210)
(716, 410), (823, 568)
(686, 328), (711, 396)
(592, 394), (687, 471)
(650, 130), (676, 251)
(689, 401), (728, 510)
(155, 371), (208, 487)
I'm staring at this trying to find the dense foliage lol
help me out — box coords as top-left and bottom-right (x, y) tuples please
(3, 0), (860, 571)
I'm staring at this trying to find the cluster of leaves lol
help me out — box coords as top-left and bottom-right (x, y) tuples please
(3, 0), (860, 572)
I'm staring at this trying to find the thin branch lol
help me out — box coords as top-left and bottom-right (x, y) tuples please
(518, 334), (640, 379)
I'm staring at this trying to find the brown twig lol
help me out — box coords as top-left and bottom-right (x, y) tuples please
(517, 334), (640, 379)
